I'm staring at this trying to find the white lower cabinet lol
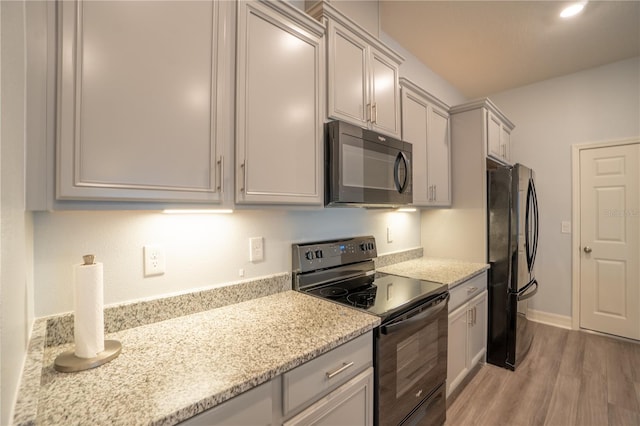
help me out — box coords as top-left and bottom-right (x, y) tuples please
(447, 272), (488, 397)
(180, 332), (373, 425)
(180, 380), (273, 426)
(284, 368), (373, 426)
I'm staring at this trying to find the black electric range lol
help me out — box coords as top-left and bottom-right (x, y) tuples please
(292, 235), (449, 426)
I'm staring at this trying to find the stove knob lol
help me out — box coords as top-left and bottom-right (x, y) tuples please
(305, 251), (314, 260)
(315, 250), (324, 259)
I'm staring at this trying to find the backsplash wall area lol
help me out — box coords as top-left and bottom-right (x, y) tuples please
(34, 208), (420, 317)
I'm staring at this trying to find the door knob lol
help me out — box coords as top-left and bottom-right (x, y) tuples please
(584, 246), (592, 253)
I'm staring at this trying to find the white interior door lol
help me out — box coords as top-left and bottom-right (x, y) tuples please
(579, 143), (640, 340)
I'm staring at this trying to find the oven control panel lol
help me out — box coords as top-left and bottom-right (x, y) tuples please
(292, 236), (377, 274)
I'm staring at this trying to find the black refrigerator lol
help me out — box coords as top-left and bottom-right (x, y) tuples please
(487, 162), (540, 370)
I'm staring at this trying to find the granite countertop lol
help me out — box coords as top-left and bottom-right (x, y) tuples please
(377, 257), (489, 288)
(21, 291), (379, 426)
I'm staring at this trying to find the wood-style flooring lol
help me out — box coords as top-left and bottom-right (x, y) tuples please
(446, 322), (640, 426)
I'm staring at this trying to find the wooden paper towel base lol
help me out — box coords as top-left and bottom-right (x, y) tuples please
(54, 340), (122, 373)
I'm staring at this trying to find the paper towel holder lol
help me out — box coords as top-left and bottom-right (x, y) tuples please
(54, 340), (122, 373)
(54, 254), (122, 373)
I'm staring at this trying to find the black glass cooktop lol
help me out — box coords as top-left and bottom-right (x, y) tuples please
(305, 272), (448, 320)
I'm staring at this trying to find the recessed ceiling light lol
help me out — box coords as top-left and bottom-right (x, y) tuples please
(560, 2), (586, 19)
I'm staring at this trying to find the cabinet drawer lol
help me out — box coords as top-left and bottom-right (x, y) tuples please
(282, 332), (372, 417)
(449, 272), (487, 312)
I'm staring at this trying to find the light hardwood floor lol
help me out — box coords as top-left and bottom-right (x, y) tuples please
(446, 322), (640, 426)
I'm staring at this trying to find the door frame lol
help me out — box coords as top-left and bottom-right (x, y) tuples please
(571, 137), (640, 330)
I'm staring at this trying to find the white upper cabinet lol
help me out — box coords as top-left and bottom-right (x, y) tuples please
(486, 110), (513, 165)
(57, 0), (233, 203)
(450, 98), (514, 167)
(235, 0), (324, 205)
(308, 1), (403, 138)
(400, 79), (451, 207)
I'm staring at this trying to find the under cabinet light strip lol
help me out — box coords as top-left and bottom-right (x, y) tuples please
(163, 209), (234, 214)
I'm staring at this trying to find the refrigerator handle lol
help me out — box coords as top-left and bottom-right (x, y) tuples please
(531, 178), (539, 269)
(525, 177), (539, 273)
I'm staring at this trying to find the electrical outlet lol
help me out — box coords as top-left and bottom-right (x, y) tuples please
(144, 245), (166, 277)
(561, 221), (571, 234)
(250, 237), (264, 262)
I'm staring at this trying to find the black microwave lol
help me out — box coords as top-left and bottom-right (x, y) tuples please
(325, 120), (412, 207)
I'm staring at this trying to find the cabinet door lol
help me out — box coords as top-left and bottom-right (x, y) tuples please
(369, 47), (400, 138)
(501, 125), (511, 163)
(236, 1), (323, 205)
(180, 380), (272, 426)
(57, 0), (226, 202)
(427, 104), (451, 206)
(486, 111), (503, 161)
(468, 290), (488, 368)
(447, 303), (469, 397)
(284, 368), (374, 426)
(327, 20), (368, 128)
(401, 88), (429, 206)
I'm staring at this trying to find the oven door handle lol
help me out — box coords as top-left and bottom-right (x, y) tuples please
(380, 293), (449, 335)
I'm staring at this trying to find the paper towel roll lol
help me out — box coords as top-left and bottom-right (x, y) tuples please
(73, 262), (105, 358)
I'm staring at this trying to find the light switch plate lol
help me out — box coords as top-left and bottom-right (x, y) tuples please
(250, 237), (264, 262)
(561, 221), (571, 234)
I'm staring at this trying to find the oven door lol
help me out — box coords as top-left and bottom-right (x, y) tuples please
(375, 293), (449, 426)
(326, 121), (412, 206)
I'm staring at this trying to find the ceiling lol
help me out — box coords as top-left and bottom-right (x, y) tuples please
(379, 1), (640, 98)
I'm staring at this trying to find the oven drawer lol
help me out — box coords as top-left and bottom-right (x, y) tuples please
(282, 331), (372, 417)
(449, 272), (487, 312)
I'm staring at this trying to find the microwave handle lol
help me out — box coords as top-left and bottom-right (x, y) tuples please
(394, 152), (410, 194)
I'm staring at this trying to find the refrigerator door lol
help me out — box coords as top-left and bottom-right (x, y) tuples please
(505, 164), (538, 370)
(486, 166), (517, 367)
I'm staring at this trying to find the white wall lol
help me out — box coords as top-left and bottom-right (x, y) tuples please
(489, 57), (640, 317)
(1, 1), (35, 424)
(34, 208), (420, 317)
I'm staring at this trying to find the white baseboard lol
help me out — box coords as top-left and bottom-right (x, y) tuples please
(527, 308), (573, 330)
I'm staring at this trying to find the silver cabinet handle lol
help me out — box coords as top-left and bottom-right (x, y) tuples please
(217, 156), (224, 193)
(584, 246), (592, 253)
(367, 103), (372, 122)
(326, 361), (354, 379)
(433, 185), (437, 201)
(240, 161), (246, 193)
(372, 102), (378, 124)
(467, 286), (477, 294)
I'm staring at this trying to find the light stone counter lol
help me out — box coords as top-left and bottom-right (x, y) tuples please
(377, 257), (489, 288)
(14, 291), (379, 426)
